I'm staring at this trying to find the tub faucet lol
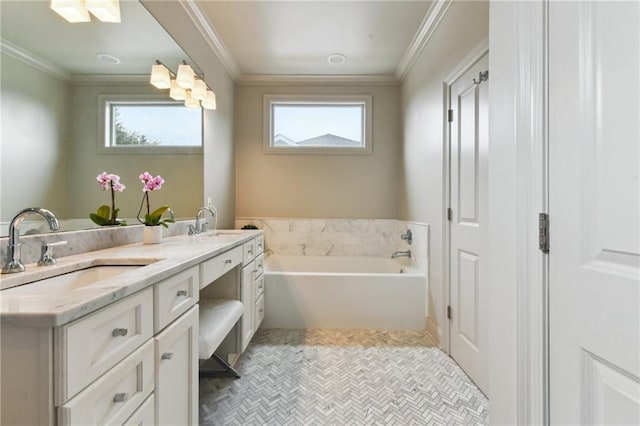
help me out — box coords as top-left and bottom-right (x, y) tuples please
(2, 207), (60, 274)
(391, 250), (411, 259)
(190, 206), (216, 235)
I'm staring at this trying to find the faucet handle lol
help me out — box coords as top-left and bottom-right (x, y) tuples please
(38, 241), (67, 266)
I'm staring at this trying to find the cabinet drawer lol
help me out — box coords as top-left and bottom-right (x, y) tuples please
(254, 294), (265, 331)
(56, 288), (153, 404)
(123, 394), (154, 425)
(58, 339), (154, 426)
(255, 235), (265, 254)
(154, 266), (199, 332)
(242, 240), (256, 265)
(254, 253), (264, 278)
(200, 246), (243, 289)
(254, 274), (264, 300)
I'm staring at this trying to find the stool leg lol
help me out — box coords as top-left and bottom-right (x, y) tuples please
(199, 353), (241, 379)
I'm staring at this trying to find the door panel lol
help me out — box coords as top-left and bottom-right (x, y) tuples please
(449, 54), (489, 394)
(549, 1), (640, 423)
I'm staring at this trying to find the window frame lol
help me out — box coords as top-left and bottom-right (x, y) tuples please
(262, 94), (373, 155)
(98, 94), (203, 155)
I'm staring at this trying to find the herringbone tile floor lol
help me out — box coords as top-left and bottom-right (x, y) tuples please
(199, 329), (489, 425)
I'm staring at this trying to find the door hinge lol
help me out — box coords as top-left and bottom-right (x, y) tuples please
(539, 212), (549, 254)
(447, 305), (452, 320)
(447, 208), (453, 221)
(448, 109), (454, 123)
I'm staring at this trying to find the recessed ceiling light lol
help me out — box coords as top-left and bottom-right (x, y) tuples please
(327, 53), (346, 65)
(97, 53), (121, 64)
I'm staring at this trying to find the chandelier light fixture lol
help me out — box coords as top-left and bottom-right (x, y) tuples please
(150, 60), (217, 110)
(50, 0), (121, 23)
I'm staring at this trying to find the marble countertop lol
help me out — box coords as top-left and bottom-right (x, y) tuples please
(0, 230), (263, 328)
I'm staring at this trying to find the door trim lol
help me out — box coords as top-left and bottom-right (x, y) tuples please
(442, 39), (489, 355)
(488, 1), (549, 424)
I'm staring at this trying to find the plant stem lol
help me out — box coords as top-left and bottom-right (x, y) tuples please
(110, 182), (116, 224)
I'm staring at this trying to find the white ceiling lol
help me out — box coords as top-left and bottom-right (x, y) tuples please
(194, 0), (433, 77)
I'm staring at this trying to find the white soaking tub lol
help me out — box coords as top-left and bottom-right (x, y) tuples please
(263, 256), (426, 330)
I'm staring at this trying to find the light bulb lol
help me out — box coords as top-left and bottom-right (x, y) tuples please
(202, 91), (217, 110)
(169, 80), (186, 101)
(176, 64), (195, 89)
(150, 64), (171, 89)
(191, 79), (207, 101)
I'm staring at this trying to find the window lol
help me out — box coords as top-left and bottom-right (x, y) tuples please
(263, 94), (372, 154)
(100, 95), (202, 154)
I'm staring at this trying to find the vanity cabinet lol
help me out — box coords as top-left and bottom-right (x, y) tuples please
(239, 236), (265, 353)
(0, 267), (200, 426)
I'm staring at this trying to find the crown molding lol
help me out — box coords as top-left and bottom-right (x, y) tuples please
(237, 74), (400, 86)
(395, 0), (453, 81)
(0, 38), (70, 81)
(179, 0), (241, 80)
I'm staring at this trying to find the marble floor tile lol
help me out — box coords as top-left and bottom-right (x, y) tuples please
(200, 328), (488, 425)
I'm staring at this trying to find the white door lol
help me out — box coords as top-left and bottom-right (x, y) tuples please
(549, 1), (640, 424)
(448, 54), (489, 394)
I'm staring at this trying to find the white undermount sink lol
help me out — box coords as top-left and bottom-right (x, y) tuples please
(208, 230), (247, 237)
(1, 259), (161, 295)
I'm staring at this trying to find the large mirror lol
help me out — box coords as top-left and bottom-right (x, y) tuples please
(0, 0), (204, 236)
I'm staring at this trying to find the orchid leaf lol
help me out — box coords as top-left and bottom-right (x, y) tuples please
(90, 213), (110, 226)
(96, 205), (110, 219)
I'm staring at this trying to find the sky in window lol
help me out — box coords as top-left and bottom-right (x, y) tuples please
(273, 104), (363, 142)
(115, 105), (202, 146)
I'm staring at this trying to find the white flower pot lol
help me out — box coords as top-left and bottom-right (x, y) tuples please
(143, 226), (163, 244)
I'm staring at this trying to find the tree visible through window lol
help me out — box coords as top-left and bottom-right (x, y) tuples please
(102, 97), (203, 151)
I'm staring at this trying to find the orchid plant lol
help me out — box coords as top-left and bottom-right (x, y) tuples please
(90, 172), (126, 226)
(137, 172), (174, 228)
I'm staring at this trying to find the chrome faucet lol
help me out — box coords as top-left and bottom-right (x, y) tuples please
(391, 250), (411, 259)
(2, 207), (60, 274)
(189, 206), (216, 235)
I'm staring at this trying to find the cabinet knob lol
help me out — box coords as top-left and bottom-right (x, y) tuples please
(113, 392), (128, 403)
(162, 352), (173, 360)
(112, 328), (128, 337)
(176, 290), (188, 297)
(225, 259), (233, 264)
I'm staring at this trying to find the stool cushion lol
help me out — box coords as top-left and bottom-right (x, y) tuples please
(199, 299), (244, 360)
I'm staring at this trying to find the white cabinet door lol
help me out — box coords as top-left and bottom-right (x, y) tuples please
(155, 305), (199, 426)
(549, 1), (640, 423)
(449, 54), (490, 394)
(240, 261), (255, 353)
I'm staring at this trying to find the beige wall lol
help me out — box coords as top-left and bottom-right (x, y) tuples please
(143, 1), (236, 228)
(235, 84), (402, 219)
(67, 83), (203, 222)
(400, 1), (489, 339)
(0, 53), (71, 223)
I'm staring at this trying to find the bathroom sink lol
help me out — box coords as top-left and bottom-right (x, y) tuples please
(208, 230), (246, 237)
(1, 259), (163, 294)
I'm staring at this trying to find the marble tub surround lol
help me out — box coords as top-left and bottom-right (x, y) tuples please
(0, 220), (195, 267)
(0, 229), (263, 327)
(235, 218), (429, 273)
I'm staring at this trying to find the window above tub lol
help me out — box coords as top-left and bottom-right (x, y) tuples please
(99, 95), (203, 154)
(263, 94), (373, 155)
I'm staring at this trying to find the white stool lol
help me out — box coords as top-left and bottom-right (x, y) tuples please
(198, 298), (244, 378)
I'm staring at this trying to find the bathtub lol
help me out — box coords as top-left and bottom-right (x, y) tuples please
(263, 256), (426, 330)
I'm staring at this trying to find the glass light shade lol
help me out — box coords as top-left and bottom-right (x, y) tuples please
(184, 94), (201, 109)
(176, 64), (195, 89)
(50, 0), (90, 23)
(86, 0), (121, 23)
(150, 64), (171, 89)
(191, 79), (207, 101)
(169, 80), (186, 101)
(202, 91), (217, 110)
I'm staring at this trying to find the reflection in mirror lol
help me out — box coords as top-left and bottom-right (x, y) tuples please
(0, 0), (204, 237)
